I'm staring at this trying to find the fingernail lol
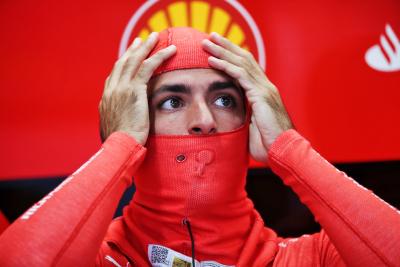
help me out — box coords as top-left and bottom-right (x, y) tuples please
(148, 32), (158, 41)
(132, 37), (141, 46)
(210, 32), (220, 38)
(202, 39), (213, 46)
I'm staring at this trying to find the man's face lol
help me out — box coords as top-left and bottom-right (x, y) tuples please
(148, 69), (246, 135)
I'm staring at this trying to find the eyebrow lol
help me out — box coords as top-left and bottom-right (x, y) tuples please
(150, 84), (189, 99)
(150, 80), (242, 99)
(208, 81), (242, 96)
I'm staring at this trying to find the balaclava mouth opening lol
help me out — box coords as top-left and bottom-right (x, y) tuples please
(118, 27), (266, 266)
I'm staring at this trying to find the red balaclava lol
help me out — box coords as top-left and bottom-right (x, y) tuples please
(107, 27), (277, 267)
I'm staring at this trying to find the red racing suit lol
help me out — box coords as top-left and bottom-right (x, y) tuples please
(0, 129), (399, 266)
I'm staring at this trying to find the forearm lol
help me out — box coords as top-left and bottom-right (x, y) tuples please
(0, 132), (146, 267)
(268, 130), (400, 267)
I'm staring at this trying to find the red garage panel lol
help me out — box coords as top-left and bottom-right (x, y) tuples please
(0, 1), (399, 179)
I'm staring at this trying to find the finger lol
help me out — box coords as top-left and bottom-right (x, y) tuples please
(208, 33), (265, 81)
(208, 56), (247, 80)
(210, 32), (264, 77)
(208, 56), (256, 94)
(119, 32), (160, 85)
(107, 38), (143, 91)
(202, 39), (243, 66)
(210, 32), (249, 58)
(122, 37), (143, 60)
(119, 36), (146, 63)
(135, 45), (177, 84)
(105, 76), (110, 89)
(132, 37), (143, 49)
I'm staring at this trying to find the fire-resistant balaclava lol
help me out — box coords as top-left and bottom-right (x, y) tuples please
(111, 27), (276, 267)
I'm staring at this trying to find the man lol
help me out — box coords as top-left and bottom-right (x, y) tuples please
(0, 27), (399, 267)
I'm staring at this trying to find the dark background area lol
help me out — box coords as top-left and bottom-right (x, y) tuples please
(1, 160), (399, 237)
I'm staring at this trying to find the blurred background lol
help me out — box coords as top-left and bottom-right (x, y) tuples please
(1, 0), (399, 237)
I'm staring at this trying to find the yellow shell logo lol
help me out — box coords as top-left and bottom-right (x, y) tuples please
(120, 0), (266, 69)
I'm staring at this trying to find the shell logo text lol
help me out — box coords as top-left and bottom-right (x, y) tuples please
(120, 0), (266, 69)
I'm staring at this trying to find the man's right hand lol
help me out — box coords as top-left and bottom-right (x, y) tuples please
(99, 32), (176, 145)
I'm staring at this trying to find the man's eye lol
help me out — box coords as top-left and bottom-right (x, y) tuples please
(214, 96), (235, 108)
(159, 97), (183, 110)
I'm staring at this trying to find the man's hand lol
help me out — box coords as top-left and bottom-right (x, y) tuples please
(99, 32), (176, 145)
(202, 33), (293, 163)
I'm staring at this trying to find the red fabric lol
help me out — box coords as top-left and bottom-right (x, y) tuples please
(0, 211), (9, 235)
(150, 27), (212, 76)
(268, 130), (400, 266)
(0, 129), (399, 266)
(0, 132), (146, 267)
(101, 129), (400, 266)
(103, 123), (280, 266)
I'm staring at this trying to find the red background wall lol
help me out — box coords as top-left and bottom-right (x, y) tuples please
(1, 0), (399, 179)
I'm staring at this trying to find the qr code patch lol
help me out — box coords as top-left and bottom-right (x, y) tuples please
(151, 245), (169, 264)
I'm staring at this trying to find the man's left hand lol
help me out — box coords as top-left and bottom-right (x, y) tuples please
(202, 33), (293, 163)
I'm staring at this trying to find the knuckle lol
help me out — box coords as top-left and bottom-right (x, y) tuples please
(221, 49), (229, 58)
(220, 61), (229, 71)
(124, 54), (138, 67)
(228, 66), (241, 78)
(150, 52), (163, 62)
(141, 59), (152, 69)
(102, 91), (112, 100)
(217, 47), (225, 57)
(127, 42), (138, 52)
(145, 54), (157, 64)
(114, 58), (124, 69)
(158, 49), (170, 58)
(126, 47), (134, 54)
(269, 84), (278, 93)
(244, 50), (253, 59)
(127, 89), (139, 100)
(119, 69), (130, 80)
(136, 66), (147, 79)
(238, 67), (249, 80)
(124, 61), (135, 71)
(237, 67), (246, 76)
(118, 87), (136, 99)
(239, 57), (248, 66)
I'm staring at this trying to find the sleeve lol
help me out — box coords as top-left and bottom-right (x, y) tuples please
(268, 129), (400, 267)
(0, 131), (146, 267)
(0, 210), (9, 235)
(274, 230), (345, 267)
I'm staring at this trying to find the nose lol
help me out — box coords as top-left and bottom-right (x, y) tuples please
(188, 102), (217, 135)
